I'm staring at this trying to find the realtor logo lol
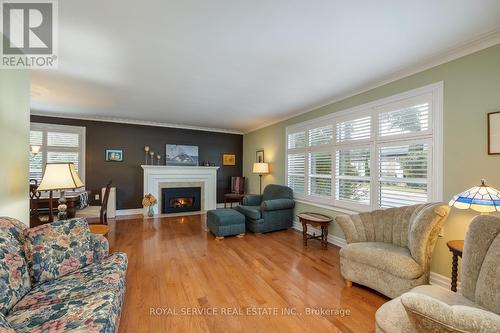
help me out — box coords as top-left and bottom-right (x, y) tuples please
(1, 0), (58, 68)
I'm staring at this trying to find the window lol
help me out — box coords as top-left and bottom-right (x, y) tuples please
(30, 123), (86, 183)
(286, 83), (442, 211)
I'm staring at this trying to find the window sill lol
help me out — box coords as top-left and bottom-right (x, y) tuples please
(294, 198), (359, 215)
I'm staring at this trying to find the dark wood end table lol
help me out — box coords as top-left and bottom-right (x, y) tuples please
(223, 193), (245, 208)
(447, 240), (464, 292)
(298, 212), (333, 249)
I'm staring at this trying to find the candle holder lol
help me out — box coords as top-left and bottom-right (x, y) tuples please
(149, 151), (155, 165)
(144, 146), (150, 164)
(156, 154), (161, 165)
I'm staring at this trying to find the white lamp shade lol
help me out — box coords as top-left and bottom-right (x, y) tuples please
(30, 145), (41, 155)
(37, 163), (84, 191)
(252, 162), (269, 174)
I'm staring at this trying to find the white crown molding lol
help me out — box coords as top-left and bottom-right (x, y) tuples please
(245, 28), (500, 134)
(30, 111), (244, 135)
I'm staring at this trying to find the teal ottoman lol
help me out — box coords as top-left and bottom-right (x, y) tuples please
(207, 209), (246, 239)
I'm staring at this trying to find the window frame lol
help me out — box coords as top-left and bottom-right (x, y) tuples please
(285, 82), (443, 213)
(30, 122), (86, 184)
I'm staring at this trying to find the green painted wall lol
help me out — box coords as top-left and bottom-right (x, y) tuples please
(243, 44), (500, 279)
(0, 70), (30, 224)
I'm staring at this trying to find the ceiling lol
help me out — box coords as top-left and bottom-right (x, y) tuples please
(31, 0), (500, 133)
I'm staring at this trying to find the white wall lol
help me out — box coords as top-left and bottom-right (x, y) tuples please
(0, 70), (30, 224)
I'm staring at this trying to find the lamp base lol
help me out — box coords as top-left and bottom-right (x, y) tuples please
(57, 190), (68, 221)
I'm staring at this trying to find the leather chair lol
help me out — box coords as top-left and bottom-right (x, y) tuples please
(236, 184), (295, 233)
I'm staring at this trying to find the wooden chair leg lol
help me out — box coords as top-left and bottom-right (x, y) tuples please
(344, 279), (353, 287)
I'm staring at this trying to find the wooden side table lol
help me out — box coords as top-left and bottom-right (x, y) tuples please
(298, 212), (333, 249)
(223, 193), (245, 208)
(446, 240), (464, 292)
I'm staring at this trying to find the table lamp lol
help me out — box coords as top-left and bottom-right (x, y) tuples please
(252, 162), (269, 194)
(37, 163), (85, 221)
(449, 179), (500, 213)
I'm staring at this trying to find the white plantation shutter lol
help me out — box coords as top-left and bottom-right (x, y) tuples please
(288, 132), (306, 149)
(309, 152), (332, 197)
(286, 83), (441, 210)
(287, 153), (305, 194)
(47, 132), (79, 147)
(378, 95), (431, 137)
(336, 116), (371, 142)
(309, 125), (333, 146)
(336, 148), (370, 204)
(379, 143), (429, 208)
(30, 123), (85, 183)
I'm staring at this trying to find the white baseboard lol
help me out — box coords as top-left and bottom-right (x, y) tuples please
(115, 208), (143, 216)
(293, 220), (460, 292)
(429, 271), (461, 292)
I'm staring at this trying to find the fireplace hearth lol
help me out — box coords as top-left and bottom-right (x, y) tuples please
(162, 187), (201, 214)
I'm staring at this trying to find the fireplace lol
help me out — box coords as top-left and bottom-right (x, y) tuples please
(162, 187), (201, 214)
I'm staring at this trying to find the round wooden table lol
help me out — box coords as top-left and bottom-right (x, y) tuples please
(298, 212), (333, 249)
(89, 224), (110, 237)
(446, 240), (464, 292)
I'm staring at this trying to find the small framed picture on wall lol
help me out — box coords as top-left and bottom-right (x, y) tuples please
(105, 149), (124, 162)
(488, 111), (500, 155)
(256, 149), (264, 163)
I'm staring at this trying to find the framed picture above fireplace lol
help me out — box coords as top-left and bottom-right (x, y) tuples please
(165, 144), (199, 166)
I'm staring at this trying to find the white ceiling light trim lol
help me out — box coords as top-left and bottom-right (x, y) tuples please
(244, 28), (500, 134)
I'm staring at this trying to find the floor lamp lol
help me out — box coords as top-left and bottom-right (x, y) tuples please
(252, 163), (269, 194)
(37, 163), (85, 221)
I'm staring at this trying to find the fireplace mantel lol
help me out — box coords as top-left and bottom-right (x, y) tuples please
(141, 165), (219, 215)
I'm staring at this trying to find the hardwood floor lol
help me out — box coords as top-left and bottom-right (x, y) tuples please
(107, 214), (387, 333)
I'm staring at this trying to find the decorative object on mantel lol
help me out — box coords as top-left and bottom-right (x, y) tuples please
(252, 162), (269, 194)
(105, 149), (123, 162)
(202, 161), (216, 166)
(156, 154), (161, 165)
(37, 163), (85, 221)
(144, 146), (150, 164)
(223, 154), (236, 166)
(487, 111), (500, 154)
(256, 149), (264, 163)
(142, 193), (157, 217)
(166, 144), (199, 166)
(149, 151), (155, 165)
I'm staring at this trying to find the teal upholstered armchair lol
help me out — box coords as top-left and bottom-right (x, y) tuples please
(236, 184), (295, 233)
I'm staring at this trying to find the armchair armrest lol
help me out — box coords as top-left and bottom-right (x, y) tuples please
(261, 198), (295, 211)
(242, 194), (263, 206)
(408, 204), (450, 269)
(401, 292), (500, 333)
(335, 215), (360, 244)
(90, 233), (109, 262)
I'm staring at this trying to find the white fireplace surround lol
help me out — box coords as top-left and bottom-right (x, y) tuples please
(141, 165), (219, 215)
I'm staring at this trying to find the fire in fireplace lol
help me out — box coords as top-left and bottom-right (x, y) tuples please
(162, 187), (201, 214)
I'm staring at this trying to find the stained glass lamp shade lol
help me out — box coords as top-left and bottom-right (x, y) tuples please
(449, 180), (500, 213)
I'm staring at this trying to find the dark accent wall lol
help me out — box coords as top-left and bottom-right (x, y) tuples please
(31, 116), (243, 210)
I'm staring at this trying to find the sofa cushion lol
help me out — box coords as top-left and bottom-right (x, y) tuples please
(0, 312), (15, 333)
(7, 253), (127, 333)
(0, 217), (31, 316)
(236, 205), (262, 220)
(340, 242), (423, 280)
(24, 218), (94, 285)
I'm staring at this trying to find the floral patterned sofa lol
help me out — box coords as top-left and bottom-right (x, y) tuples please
(0, 217), (128, 333)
